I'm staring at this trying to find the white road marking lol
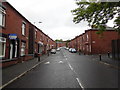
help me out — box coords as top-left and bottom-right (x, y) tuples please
(76, 78), (84, 89)
(68, 63), (73, 71)
(64, 56), (66, 58)
(66, 58), (67, 60)
(99, 62), (110, 65)
(44, 61), (50, 64)
(58, 61), (63, 63)
(0, 60), (46, 89)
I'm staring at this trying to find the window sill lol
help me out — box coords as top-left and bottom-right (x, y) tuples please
(20, 55), (26, 57)
(0, 57), (5, 60)
(0, 26), (6, 29)
(0, 58), (18, 63)
(22, 34), (26, 37)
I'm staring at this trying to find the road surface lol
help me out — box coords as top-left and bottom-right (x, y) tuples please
(4, 49), (119, 89)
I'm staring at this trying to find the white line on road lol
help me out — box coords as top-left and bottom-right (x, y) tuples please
(64, 56), (66, 58)
(58, 61), (63, 64)
(65, 58), (67, 60)
(68, 63), (73, 71)
(44, 61), (50, 64)
(76, 78), (84, 89)
(0, 60), (46, 89)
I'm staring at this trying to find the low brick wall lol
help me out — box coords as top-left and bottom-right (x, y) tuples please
(1, 59), (18, 68)
(1, 54), (34, 68)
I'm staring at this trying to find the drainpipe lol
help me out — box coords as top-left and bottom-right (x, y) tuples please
(90, 30), (92, 55)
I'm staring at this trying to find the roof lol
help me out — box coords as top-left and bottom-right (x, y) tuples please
(2, 2), (55, 42)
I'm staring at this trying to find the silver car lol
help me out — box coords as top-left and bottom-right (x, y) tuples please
(51, 49), (56, 54)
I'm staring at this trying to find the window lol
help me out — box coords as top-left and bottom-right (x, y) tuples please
(89, 45), (91, 52)
(0, 37), (6, 58)
(22, 22), (26, 35)
(41, 34), (43, 41)
(86, 34), (89, 41)
(21, 42), (26, 56)
(0, 7), (6, 27)
(35, 29), (37, 39)
(86, 45), (89, 51)
(38, 45), (43, 54)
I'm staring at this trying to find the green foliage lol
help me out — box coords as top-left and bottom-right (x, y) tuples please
(55, 39), (63, 42)
(71, 0), (120, 33)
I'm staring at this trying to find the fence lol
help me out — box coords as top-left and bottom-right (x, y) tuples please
(112, 39), (120, 60)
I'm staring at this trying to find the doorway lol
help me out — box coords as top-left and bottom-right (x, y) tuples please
(9, 40), (18, 59)
(10, 43), (13, 59)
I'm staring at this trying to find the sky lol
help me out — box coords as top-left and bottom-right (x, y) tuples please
(7, 0), (114, 41)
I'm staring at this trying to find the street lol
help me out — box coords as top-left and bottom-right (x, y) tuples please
(4, 49), (118, 88)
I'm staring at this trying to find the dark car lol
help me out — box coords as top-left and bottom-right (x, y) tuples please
(51, 49), (56, 54)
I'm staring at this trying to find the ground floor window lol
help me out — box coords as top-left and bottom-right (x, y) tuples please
(0, 37), (6, 58)
(89, 45), (91, 52)
(21, 42), (26, 56)
(38, 44), (43, 54)
(86, 45), (89, 52)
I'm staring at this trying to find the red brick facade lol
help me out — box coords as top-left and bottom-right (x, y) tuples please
(68, 29), (120, 55)
(0, 2), (56, 67)
(56, 42), (66, 48)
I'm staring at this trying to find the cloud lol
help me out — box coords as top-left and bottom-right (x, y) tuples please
(8, 0), (90, 40)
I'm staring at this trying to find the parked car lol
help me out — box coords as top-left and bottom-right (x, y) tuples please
(66, 47), (69, 50)
(71, 48), (77, 53)
(51, 49), (56, 54)
(57, 48), (61, 51)
(69, 48), (72, 52)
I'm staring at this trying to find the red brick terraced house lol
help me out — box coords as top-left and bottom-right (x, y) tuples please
(56, 42), (66, 48)
(69, 28), (120, 55)
(0, 2), (55, 67)
(69, 36), (79, 51)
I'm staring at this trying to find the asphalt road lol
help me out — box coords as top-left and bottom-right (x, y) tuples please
(5, 49), (119, 89)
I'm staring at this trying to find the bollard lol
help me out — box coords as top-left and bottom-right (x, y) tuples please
(108, 51), (110, 58)
(99, 54), (101, 61)
(47, 50), (49, 56)
(38, 56), (40, 62)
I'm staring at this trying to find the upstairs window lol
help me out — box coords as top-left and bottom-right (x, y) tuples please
(0, 7), (6, 27)
(22, 22), (26, 35)
(35, 29), (37, 39)
(86, 34), (89, 41)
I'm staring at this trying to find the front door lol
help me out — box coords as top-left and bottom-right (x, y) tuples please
(10, 43), (13, 59)
(14, 41), (18, 58)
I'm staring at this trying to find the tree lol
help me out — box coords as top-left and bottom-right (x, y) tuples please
(71, 0), (120, 34)
(55, 39), (63, 42)
(65, 40), (70, 47)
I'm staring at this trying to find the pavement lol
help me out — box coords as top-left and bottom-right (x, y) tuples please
(1, 49), (120, 89)
(78, 53), (120, 69)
